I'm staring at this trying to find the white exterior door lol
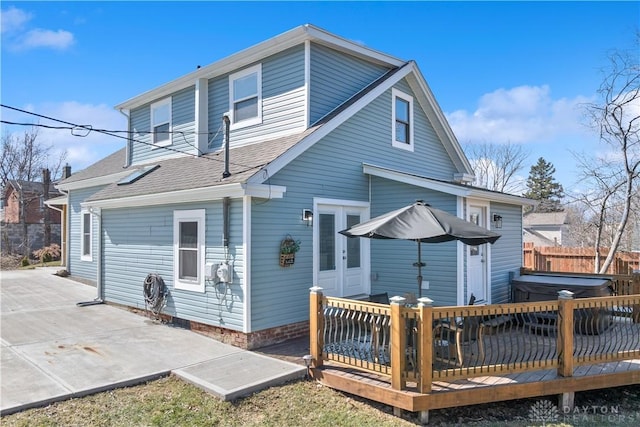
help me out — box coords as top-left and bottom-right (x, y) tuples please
(315, 201), (369, 297)
(467, 204), (489, 304)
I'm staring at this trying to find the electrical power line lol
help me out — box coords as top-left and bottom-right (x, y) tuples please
(1, 104), (263, 172)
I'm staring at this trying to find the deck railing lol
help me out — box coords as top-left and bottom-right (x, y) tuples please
(309, 287), (640, 394)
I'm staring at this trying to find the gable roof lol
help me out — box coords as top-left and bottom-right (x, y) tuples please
(115, 24), (405, 112)
(5, 180), (62, 198)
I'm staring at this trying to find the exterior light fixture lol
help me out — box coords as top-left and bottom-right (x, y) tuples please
(302, 209), (313, 226)
(302, 354), (314, 379)
(492, 214), (503, 229)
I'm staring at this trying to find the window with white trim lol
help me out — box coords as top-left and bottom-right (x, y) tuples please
(81, 211), (92, 261)
(173, 209), (205, 292)
(391, 88), (414, 151)
(229, 64), (262, 128)
(151, 98), (171, 147)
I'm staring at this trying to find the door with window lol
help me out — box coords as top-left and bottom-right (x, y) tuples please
(315, 203), (368, 297)
(467, 205), (489, 303)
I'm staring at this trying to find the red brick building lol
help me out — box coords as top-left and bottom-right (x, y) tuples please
(2, 180), (62, 224)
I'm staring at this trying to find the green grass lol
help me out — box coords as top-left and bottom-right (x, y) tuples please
(2, 376), (639, 427)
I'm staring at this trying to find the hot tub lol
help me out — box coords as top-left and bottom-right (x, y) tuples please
(511, 274), (613, 335)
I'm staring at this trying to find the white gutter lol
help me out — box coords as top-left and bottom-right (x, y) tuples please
(81, 183), (286, 209)
(56, 170), (134, 191)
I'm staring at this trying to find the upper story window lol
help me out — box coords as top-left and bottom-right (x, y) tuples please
(391, 88), (414, 152)
(151, 98), (171, 147)
(229, 64), (262, 129)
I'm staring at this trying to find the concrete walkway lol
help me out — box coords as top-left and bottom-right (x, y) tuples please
(0, 267), (306, 415)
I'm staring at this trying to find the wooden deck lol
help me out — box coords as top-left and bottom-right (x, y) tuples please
(309, 278), (640, 419)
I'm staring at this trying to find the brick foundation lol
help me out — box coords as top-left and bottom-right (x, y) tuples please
(122, 304), (309, 350)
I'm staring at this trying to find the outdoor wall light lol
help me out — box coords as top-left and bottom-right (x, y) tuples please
(492, 214), (503, 229)
(302, 209), (313, 226)
(302, 354), (314, 379)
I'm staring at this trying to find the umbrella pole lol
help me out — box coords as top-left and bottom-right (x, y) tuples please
(414, 240), (425, 298)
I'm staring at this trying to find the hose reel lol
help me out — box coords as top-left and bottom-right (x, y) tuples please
(143, 273), (167, 319)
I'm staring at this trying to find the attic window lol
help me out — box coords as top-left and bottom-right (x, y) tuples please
(151, 98), (171, 147)
(117, 164), (160, 185)
(391, 88), (414, 152)
(229, 64), (262, 129)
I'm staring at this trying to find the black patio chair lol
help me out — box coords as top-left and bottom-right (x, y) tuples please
(432, 294), (485, 366)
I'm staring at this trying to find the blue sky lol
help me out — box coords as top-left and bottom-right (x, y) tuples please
(1, 1), (638, 194)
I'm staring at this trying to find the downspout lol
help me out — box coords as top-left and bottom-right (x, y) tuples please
(223, 197), (230, 249)
(222, 115), (231, 178)
(77, 207), (104, 306)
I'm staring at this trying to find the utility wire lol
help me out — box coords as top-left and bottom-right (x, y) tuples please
(1, 104), (262, 171)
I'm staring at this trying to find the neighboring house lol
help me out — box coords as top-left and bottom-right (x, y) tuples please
(1, 179), (62, 254)
(56, 24), (534, 349)
(523, 211), (569, 246)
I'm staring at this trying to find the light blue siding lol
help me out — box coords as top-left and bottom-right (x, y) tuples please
(207, 45), (306, 150)
(250, 80), (463, 329)
(369, 177), (459, 306)
(68, 186), (103, 282)
(129, 86), (196, 164)
(101, 200), (245, 331)
(309, 43), (391, 124)
(489, 202), (523, 303)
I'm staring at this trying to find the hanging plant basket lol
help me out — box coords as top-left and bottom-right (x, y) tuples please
(279, 235), (300, 268)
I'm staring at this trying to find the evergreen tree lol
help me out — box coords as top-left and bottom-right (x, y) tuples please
(523, 157), (564, 212)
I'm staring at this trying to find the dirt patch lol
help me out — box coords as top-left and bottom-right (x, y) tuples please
(0, 254), (23, 270)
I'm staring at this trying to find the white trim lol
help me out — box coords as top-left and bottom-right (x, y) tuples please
(56, 170), (133, 191)
(115, 24), (403, 111)
(44, 195), (67, 206)
(466, 199), (492, 304)
(362, 163), (536, 206)
(81, 183), (286, 209)
(242, 196), (251, 333)
(173, 209), (206, 293)
(391, 88), (414, 152)
(313, 198), (371, 297)
(195, 78), (209, 154)
(80, 210), (92, 262)
(247, 63), (414, 185)
(404, 63), (474, 175)
(228, 63), (262, 130)
(151, 97), (172, 148)
(304, 40), (311, 127)
(456, 197), (465, 306)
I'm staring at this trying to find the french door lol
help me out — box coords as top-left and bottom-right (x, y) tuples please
(314, 201), (369, 297)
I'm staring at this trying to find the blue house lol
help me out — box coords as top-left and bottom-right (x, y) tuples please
(56, 25), (533, 349)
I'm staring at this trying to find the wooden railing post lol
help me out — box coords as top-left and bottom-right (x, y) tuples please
(390, 295), (406, 391)
(309, 286), (324, 368)
(557, 290), (575, 411)
(557, 290), (575, 378)
(632, 273), (640, 323)
(417, 297), (433, 394)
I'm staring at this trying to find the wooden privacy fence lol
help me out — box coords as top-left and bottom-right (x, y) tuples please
(309, 288), (640, 394)
(523, 242), (640, 274)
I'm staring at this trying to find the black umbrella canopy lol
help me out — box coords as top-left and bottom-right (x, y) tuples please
(339, 200), (501, 298)
(339, 201), (501, 245)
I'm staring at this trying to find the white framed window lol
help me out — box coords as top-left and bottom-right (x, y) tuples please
(229, 64), (262, 129)
(173, 209), (205, 293)
(391, 88), (414, 151)
(81, 210), (92, 261)
(151, 98), (172, 147)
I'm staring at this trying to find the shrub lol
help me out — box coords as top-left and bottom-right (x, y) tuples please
(20, 256), (30, 267)
(32, 244), (61, 264)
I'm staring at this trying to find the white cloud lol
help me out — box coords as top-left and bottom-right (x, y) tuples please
(1, 6), (75, 51)
(447, 85), (593, 144)
(4, 102), (126, 172)
(17, 28), (75, 51)
(1, 6), (32, 33)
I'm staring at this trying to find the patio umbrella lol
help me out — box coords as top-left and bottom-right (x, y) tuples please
(339, 200), (501, 297)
